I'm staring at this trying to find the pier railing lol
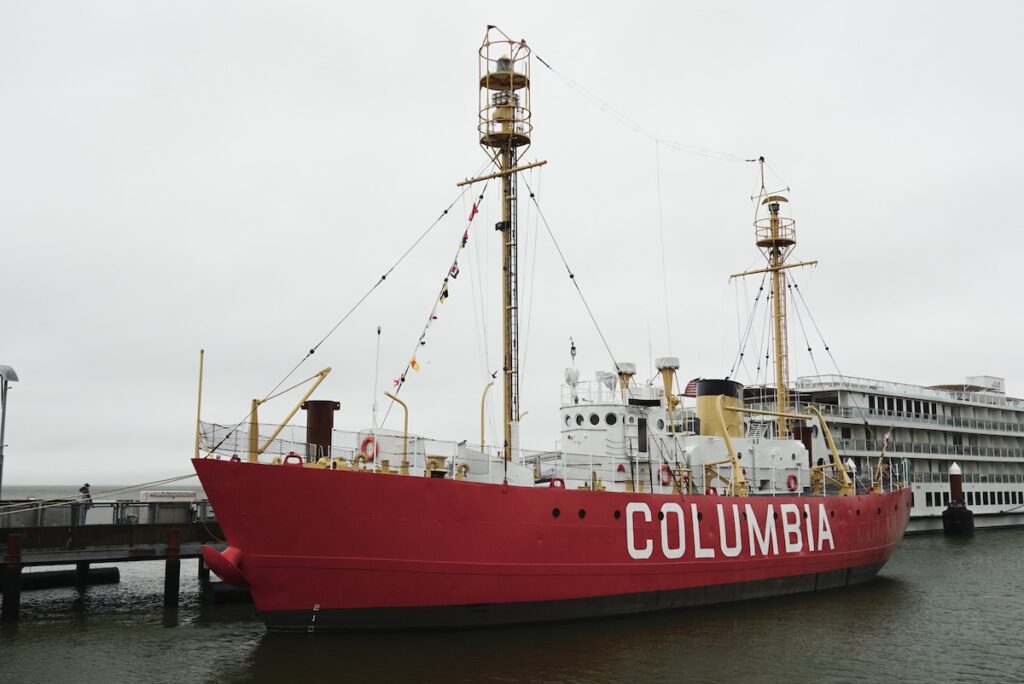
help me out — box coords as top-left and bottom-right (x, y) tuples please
(0, 501), (215, 529)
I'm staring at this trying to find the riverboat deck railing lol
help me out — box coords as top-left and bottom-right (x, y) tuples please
(756, 401), (1024, 435)
(794, 374), (1024, 410)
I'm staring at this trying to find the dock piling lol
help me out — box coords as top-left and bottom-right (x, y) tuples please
(2, 533), (22, 622)
(76, 562), (90, 590)
(198, 557), (210, 583)
(163, 528), (180, 608)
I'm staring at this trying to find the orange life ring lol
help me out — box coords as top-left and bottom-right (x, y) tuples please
(360, 435), (377, 462)
(659, 464), (673, 486)
(705, 486), (718, 495)
(786, 473), (799, 491)
(549, 478), (565, 489)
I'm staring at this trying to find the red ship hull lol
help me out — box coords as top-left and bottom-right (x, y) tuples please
(194, 458), (910, 631)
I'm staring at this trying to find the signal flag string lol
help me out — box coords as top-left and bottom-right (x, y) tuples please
(205, 161), (491, 457)
(380, 180), (493, 427)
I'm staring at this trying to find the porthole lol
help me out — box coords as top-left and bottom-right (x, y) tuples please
(605, 413), (618, 426)
(773, 512), (779, 520)
(579, 509), (587, 519)
(614, 510), (621, 520)
(877, 507), (881, 515)
(657, 511), (664, 521)
(830, 510), (835, 518)
(791, 453), (797, 461)
(575, 414), (584, 426)
(737, 451), (743, 460)
(628, 416), (636, 424)
(657, 419), (665, 430)
(589, 414), (599, 426)
(856, 509), (861, 517)
(552, 508), (560, 518)
(564, 414), (571, 426)
(697, 512), (704, 521)
(802, 510), (808, 519)
(741, 511), (747, 520)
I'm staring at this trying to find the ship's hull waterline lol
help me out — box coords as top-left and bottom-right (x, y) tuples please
(194, 458), (910, 631)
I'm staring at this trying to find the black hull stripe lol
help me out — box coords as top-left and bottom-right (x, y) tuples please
(262, 562), (887, 632)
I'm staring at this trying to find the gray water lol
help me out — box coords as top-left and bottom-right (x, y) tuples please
(2, 499), (1022, 683)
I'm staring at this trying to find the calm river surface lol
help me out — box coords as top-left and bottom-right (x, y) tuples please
(2, 493), (1022, 683)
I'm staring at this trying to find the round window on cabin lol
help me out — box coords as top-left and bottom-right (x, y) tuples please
(628, 416), (635, 424)
(589, 414), (600, 426)
(576, 414), (584, 426)
(564, 414), (571, 427)
(605, 413), (618, 426)
(791, 453), (797, 461)
(657, 419), (665, 430)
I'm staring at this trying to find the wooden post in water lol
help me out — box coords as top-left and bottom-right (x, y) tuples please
(1, 533), (22, 622)
(76, 562), (90, 590)
(197, 557), (210, 583)
(164, 529), (180, 608)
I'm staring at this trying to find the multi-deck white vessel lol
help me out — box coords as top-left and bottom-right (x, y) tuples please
(745, 374), (1024, 531)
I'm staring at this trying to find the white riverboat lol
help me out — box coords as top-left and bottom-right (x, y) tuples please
(745, 374), (1024, 531)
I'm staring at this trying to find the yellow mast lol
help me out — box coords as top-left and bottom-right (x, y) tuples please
(730, 158), (816, 438)
(477, 27), (533, 460)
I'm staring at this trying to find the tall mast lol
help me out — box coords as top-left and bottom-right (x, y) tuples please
(477, 28), (532, 460)
(731, 158), (816, 437)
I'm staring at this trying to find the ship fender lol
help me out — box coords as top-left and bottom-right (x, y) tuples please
(202, 545), (249, 588)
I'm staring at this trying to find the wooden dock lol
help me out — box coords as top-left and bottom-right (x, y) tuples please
(1, 501), (226, 622)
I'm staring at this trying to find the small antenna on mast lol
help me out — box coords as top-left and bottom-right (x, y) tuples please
(372, 326), (382, 429)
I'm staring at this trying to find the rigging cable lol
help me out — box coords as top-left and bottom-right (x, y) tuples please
(381, 180), (493, 427)
(534, 53), (757, 164)
(206, 160), (492, 456)
(521, 175), (623, 376)
(789, 273), (870, 427)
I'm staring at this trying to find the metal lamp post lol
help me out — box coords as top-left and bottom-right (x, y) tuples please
(0, 364), (19, 500)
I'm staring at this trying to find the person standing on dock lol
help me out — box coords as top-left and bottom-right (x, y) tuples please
(78, 483), (93, 525)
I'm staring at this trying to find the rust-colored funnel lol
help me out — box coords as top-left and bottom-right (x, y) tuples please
(302, 400), (340, 461)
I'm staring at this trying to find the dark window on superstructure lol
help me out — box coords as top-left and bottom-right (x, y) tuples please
(841, 427), (851, 440)
(868, 396), (876, 411)
(886, 398), (894, 412)
(926, 492), (933, 507)
(967, 492), (974, 505)
(914, 400), (922, 414)
(924, 402), (931, 416)
(896, 399), (904, 413)
(943, 492), (950, 506)
(998, 492), (1004, 505)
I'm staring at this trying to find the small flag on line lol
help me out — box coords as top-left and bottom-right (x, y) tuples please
(410, 357), (420, 372)
(440, 283), (450, 303)
(461, 230), (469, 248)
(449, 263), (460, 279)
(468, 202), (479, 222)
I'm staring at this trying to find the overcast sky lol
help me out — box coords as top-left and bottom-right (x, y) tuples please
(2, 1), (1022, 487)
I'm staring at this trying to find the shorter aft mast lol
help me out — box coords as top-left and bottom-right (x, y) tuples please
(730, 158), (817, 439)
